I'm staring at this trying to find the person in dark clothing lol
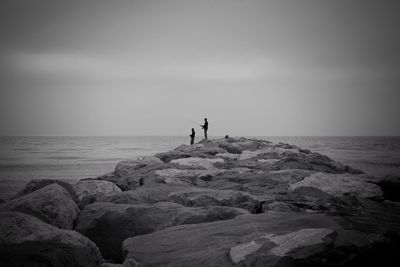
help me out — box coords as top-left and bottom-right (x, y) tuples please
(190, 128), (195, 145)
(201, 118), (208, 140)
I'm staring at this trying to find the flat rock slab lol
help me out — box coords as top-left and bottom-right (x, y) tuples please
(0, 184), (79, 229)
(0, 211), (102, 267)
(122, 212), (349, 266)
(75, 201), (249, 262)
(168, 188), (262, 213)
(289, 172), (383, 199)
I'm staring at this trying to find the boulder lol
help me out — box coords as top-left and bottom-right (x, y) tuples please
(155, 143), (227, 163)
(13, 179), (80, 204)
(79, 183), (193, 208)
(168, 188), (262, 213)
(74, 179), (122, 200)
(289, 172), (383, 200)
(154, 168), (225, 185)
(203, 171), (288, 196)
(237, 148), (285, 161)
(0, 211), (102, 267)
(99, 157), (171, 191)
(75, 201), (249, 262)
(268, 169), (312, 184)
(275, 152), (362, 174)
(0, 184), (79, 229)
(114, 156), (163, 178)
(276, 186), (364, 213)
(170, 157), (224, 169)
(122, 212), (374, 266)
(375, 176), (400, 202)
(212, 138), (271, 153)
(154, 151), (192, 163)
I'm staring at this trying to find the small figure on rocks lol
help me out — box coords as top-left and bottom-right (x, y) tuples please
(201, 118), (208, 140)
(190, 128), (195, 145)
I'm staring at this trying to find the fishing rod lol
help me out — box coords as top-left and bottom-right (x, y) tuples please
(185, 119), (203, 127)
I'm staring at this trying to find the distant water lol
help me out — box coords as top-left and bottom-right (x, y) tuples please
(0, 136), (399, 200)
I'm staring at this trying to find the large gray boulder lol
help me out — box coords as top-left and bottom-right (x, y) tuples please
(289, 172), (383, 200)
(79, 183), (194, 208)
(0, 184), (79, 229)
(75, 201), (249, 262)
(13, 179), (80, 204)
(74, 179), (122, 200)
(122, 212), (374, 266)
(275, 152), (362, 174)
(0, 211), (103, 267)
(108, 156), (167, 190)
(115, 156), (163, 178)
(168, 188), (262, 213)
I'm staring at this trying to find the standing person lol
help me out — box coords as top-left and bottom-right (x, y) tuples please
(201, 118), (208, 140)
(190, 128), (195, 145)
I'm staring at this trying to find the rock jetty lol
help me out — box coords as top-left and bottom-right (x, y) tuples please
(1, 137), (399, 266)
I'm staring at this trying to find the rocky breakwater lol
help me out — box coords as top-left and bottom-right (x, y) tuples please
(1, 137), (400, 266)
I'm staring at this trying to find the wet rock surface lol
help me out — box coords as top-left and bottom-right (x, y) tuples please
(1, 137), (399, 266)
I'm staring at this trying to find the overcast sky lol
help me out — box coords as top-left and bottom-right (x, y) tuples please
(0, 0), (399, 136)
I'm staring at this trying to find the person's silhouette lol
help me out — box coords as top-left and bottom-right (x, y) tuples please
(190, 128), (195, 145)
(201, 118), (208, 140)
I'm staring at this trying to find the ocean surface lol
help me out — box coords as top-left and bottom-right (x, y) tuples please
(0, 136), (399, 200)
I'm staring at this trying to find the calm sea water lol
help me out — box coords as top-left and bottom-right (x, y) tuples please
(0, 136), (399, 200)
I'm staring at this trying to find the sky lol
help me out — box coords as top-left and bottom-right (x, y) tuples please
(0, 0), (399, 136)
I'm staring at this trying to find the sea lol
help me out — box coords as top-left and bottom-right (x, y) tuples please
(0, 136), (399, 200)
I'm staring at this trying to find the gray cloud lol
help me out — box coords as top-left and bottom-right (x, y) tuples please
(1, 0), (399, 136)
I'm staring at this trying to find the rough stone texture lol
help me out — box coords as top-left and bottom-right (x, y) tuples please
(74, 179), (122, 200)
(0, 211), (103, 267)
(99, 158), (171, 190)
(79, 184), (193, 208)
(154, 168), (225, 186)
(122, 212), (368, 267)
(168, 188), (262, 213)
(75, 201), (249, 262)
(0, 184), (79, 229)
(275, 152), (362, 174)
(13, 179), (80, 204)
(115, 156), (163, 178)
(170, 157), (224, 169)
(268, 169), (313, 184)
(229, 228), (334, 263)
(237, 147), (292, 161)
(289, 172), (383, 200)
(155, 143), (227, 163)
